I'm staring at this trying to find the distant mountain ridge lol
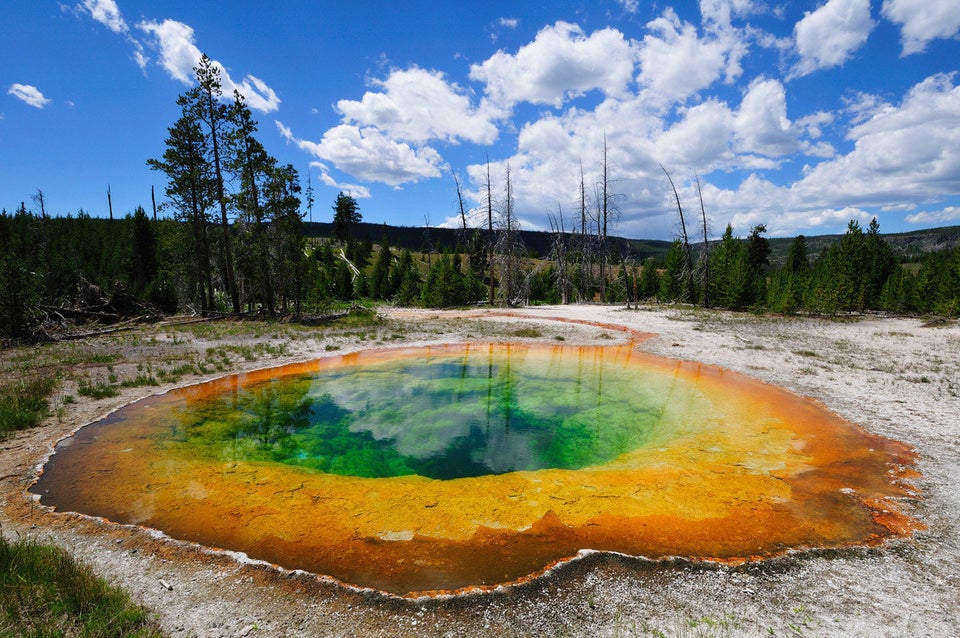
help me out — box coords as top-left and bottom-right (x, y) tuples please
(302, 221), (675, 261)
(765, 224), (960, 265)
(303, 221), (960, 264)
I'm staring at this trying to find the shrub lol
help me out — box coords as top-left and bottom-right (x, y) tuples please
(0, 536), (163, 636)
(0, 375), (57, 438)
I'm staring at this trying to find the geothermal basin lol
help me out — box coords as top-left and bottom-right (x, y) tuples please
(32, 341), (920, 596)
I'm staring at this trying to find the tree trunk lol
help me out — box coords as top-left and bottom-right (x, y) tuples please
(205, 88), (241, 314)
(486, 157), (495, 305)
(661, 164), (695, 303)
(696, 175), (710, 308)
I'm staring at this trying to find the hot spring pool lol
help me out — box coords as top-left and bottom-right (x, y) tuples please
(33, 342), (919, 596)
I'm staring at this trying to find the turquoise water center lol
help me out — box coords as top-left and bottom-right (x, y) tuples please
(172, 343), (701, 479)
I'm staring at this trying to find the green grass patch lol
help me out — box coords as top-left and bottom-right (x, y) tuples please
(205, 342), (289, 364)
(329, 306), (380, 329)
(119, 375), (160, 389)
(512, 326), (543, 338)
(169, 363), (198, 377)
(77, 381), (120, 400)
(0, 535), (162, 637)
(157, 362), (201, 384)
(0, 374), (57, 438)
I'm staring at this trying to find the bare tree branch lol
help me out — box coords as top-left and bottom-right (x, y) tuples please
(660, 163), (695, 303)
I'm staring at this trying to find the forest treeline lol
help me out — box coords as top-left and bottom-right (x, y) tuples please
(3, 198), (960, 341)
(2, 57), (959, 340)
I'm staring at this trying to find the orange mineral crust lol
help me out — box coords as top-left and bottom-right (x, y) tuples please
(33, 343), (921, 596)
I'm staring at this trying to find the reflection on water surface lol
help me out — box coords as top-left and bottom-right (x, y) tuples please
(170, 343), (683, 479)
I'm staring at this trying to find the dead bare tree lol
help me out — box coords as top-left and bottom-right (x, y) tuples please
(596, 134), (624, 301)
(621, 254), (637, 308)
(453, 172), (470, 258)
(695, 174), (711, 307)
(32, 189), (47, 218)
(598, 135), (609, 299)
(486, 155), (495, 305)
(495, 163), (524, 304)
(548, 203), (571, 304)
(660, 164), (695, 303)
(577, 158), (593, 302)
(505, 164), (514, 301)
(421, 212), (433, 271)
(305, 170), (314, 223)
(454, 172), (468, 231)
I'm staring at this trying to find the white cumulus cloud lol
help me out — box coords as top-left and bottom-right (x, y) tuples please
(138, 19), (280, 113)
(699, 0), (760, 29)
(905, 206), (960, 224)
(792, 0), (875, 78)
(733, 78), (798, 157)
(81, 0), (127, 33)
(281, 65), (498, 187)
(796, 72), (960, 206)
(78, 0), (148, 70)
(657, 99), (735, 168)
(8, 83), (51, 109)
(637, 8), (745, 106)
(881, 0), (960, 55)
(706, 73), (960, 235)
(335, 67), (500, 145)
(277, 121), (445, 187)
(470, 21), (637, 109)
(138, 19), (200, 84)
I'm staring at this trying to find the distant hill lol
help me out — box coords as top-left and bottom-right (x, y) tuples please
(303, 221), (960, 265)
(765, 224), (960, 266)
(302, 221), (674, 262)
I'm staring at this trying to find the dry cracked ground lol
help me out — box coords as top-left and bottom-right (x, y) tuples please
(1, 305), (957, 637)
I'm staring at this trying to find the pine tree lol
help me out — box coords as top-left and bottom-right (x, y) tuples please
(267, 164), (305, 314)
(371, 241), (393, 300)
(768, 233), (809, 313)
(332, 260), (354, 300)
(863, 218), (896, 309)
(638, 257), (660, 300)
(879, 266), (916, 313)
(332, 192), (361, 243)
(229, 93), (276, 314)
(148, 113), (217, 314)
(658, 240), (684, 302)
(183, 54), (241, 313)
(391, 249), (419, 305)
(745, 224), (771, 307)
(0, 209), (41, 338)
(707, 225), (736, 308)
(784, 234), (809, 274)
(129, 206), (158, 296)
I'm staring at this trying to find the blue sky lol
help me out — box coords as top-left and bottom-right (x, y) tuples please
(2, 1), (959, 240)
